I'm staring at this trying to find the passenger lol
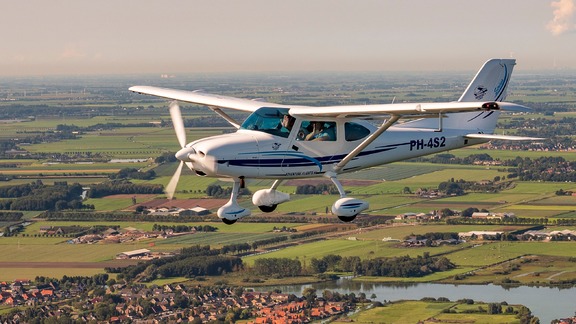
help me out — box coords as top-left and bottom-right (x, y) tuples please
(305, 122), (336, 141)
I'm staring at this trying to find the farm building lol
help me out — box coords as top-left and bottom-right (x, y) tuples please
(116, 249), (151, 259)
(458, 231), (503, 240)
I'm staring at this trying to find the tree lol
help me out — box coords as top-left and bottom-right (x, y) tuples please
(302, 287), (317, 302)
(462, 207), (479, 217)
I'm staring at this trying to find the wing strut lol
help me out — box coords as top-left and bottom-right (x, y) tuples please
(332, 115), (401, 173)
(210, 107), (242, 129)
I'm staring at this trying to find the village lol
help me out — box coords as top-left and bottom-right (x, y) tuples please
(0, 279), (353, 323)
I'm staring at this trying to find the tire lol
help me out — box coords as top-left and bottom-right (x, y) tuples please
(221, 218), (237, 225)
(338, 215), (357, 222)
(258, 204), (277, 213)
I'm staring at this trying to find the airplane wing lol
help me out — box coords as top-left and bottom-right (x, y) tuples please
(288, 101), (531, 118)
(130, 86), (530, 119)
(129, 86), (287, 112)
(465, 134), (545, 141)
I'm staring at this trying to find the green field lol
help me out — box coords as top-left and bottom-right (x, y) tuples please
(0, 83), (575, 297)
(242, 238), (464, 266)
(343, 301), (524, 324)
(0, 242), (142, 263)
(353, 224), (530, 241)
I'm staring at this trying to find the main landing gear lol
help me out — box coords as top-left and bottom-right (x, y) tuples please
(326, 172), (369, 222)
(217, 178), (250, 225)
(217, 175), (367, 224)
(252, 180), (290, 213)
(218, 178), (291, 224)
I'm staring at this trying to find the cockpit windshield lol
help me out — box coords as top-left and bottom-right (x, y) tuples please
(240, 107), (294, 138)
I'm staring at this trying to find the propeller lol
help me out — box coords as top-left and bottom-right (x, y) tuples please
(165, 160), (183, 200)
(165, 101), (189, 200)
(170, 101), (187, 148)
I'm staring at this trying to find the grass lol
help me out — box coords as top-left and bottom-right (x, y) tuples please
(156, 232), (288, 247)
(0, 268), (106, 282)
(86, 197), (139, 211)
(461, 255), (576, 285)
(353, 224), (530, 241)
(0, 244), (147, 262)
(242, 238), (462, 266)
(342, 301), (524, 324)
(22, 220), (300, 235)
(448, 147), (576, 160)
(344, 301), (453, 323)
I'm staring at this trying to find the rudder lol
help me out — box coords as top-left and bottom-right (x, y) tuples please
(397, 58), (517, 133)
(458, 58), (515, 102)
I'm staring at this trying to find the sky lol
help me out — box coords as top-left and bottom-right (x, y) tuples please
(1, 0), (575, 76)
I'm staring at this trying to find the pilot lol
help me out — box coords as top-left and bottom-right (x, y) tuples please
(305, 122), (335, 141)
(281, 114), (295, 131)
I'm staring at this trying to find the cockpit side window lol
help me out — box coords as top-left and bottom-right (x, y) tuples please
(297, 121), (337, 141)
(240, 108), (294, 138)
(345, 122), (370, 141)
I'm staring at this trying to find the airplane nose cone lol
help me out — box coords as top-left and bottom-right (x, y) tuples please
(175, 147), (196, 162)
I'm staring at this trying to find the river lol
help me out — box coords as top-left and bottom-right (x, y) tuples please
(267, 279), (574, 323)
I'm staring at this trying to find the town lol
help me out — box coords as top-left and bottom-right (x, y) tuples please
(0, 278), (354, 323)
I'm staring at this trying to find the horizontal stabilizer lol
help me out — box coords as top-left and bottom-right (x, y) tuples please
(465, 134), (544, 141)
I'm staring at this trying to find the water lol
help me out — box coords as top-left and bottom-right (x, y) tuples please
(266, 279), (575, 323)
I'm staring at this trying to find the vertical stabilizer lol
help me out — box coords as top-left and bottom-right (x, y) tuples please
(397, 58), (516, 133)
(458, 58), (515, 102)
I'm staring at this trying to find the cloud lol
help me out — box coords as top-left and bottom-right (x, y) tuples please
(547, 0), (576, 36)
(60, 45), (86, 60)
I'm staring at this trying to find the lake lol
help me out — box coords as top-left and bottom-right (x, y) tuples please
(267, 279), (574, 323)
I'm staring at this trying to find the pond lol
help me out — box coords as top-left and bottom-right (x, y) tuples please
(266, 279), (574, 323)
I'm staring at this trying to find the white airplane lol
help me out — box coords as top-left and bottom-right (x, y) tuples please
(130, 58), (540, 224)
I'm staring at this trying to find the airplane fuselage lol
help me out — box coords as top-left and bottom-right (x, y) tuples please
(185, 112), (486, 179)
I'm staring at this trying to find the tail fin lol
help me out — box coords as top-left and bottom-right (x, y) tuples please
(458, 58), (515, 102)
(398, 58), (516, 133)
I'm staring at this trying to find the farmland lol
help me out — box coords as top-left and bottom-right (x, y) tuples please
(0, 72), (575, 324)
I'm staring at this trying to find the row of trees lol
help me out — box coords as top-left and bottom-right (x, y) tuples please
(151, 224), (218, 233)
(110, 168), (156, 180)
(437, 178), (512, 195)
(505, 156), (576, 182)
(296, 183), (339, 195)
(108, 245), (243, 282)
(253, 258), (302, 277)
(205, 184), (251, 198)
(447, 216), (555, 225)
(87, 180), (164, 198)
(155, 255), (243, 279)
(42, 211), (207, 223)
(0, 211), (23, 221)
(251, 253), (455, 278)
(416, 153), (576, 183)
(357, 254), (455, 277)
(405, 232), (459, 241)
(0, 181), (93, 211)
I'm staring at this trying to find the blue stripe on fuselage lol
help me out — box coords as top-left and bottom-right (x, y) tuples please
(217, 142), (411, 169)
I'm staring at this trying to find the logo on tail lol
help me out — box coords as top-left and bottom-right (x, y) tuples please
(474, 86), (488, 100)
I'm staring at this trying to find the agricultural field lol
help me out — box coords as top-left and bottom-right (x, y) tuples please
(242, 237), (467, 267)
(0, 72), (575, 294)
(342, 301), (525, 324)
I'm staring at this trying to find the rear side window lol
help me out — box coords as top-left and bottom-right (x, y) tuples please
(345, 122), (370, 141)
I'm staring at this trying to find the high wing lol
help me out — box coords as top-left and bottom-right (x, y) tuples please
(129, 86), (529, 119)
(129, 85), (288, 112)
(288, 101), (531, 119)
